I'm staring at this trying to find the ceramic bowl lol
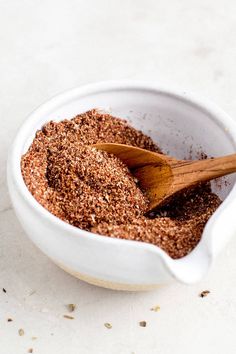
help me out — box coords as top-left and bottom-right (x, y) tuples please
(7, 81), (236, 290)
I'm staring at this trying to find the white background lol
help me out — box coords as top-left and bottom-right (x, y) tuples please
(1, 0), (236, 353)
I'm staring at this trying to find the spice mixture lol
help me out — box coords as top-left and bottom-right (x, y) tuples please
(21, 109), (221, 259)
(199, 290), (211, 298)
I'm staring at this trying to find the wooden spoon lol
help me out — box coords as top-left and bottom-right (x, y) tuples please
(94, 143), (236, 211)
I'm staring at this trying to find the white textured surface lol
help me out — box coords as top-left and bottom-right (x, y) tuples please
(1, 0), (236, 353)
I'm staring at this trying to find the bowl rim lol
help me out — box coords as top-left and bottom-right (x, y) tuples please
(8, 80), (236, 282)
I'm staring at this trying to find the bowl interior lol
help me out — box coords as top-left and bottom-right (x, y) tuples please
(21, 84), (236, 200)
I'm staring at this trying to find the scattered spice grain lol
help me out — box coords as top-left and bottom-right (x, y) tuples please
(2, 288), (6, 293)
(63, 315), (74, 320)
(199, 290), (210, 298)
(18, 328), (25, 336)
(21, 109), (222, 259)
(150, 306), (160, 312)
(104, 323), (112, 329)
(67, 304), (76, 312)
(28, 349), (33, 353)
(139, 321), (147, 327)
(7, 318), (13, 322)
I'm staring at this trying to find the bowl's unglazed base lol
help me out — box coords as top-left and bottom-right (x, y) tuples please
(54, 261), (162, 291)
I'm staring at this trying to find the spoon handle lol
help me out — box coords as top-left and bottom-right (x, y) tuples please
(171, 153), (236, 189)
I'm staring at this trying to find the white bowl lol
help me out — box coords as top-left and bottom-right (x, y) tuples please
(7, 81), (236, 290)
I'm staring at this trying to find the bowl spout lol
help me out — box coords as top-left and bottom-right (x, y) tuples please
(164, 243), (212, 284)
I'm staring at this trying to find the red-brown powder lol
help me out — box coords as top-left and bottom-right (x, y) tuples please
(21, 109), (221, 259)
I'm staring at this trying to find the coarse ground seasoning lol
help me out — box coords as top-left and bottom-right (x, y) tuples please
(67, 304), (76, 312)
(199, 290), (210, 298)
(18, 328), (24, 336)
(104, 323), (112, 329)
(139, 321), (147, 327)
(21, 109), (221, 259)
(63, 315), (74, 320)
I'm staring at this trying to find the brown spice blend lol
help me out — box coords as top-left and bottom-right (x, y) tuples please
(21, 109), (221, 259)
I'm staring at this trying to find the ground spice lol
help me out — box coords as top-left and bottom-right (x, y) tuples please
(67, 304), (76, 312)
(18, 328), (25, 336)
(21, 109), (221, 259)
(150, 306), (160, 312)
(139, 321), (147, 327)
(199, 290), (210, 297)
(63, 315), (74, 320)
(104, 323), (112, 329)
